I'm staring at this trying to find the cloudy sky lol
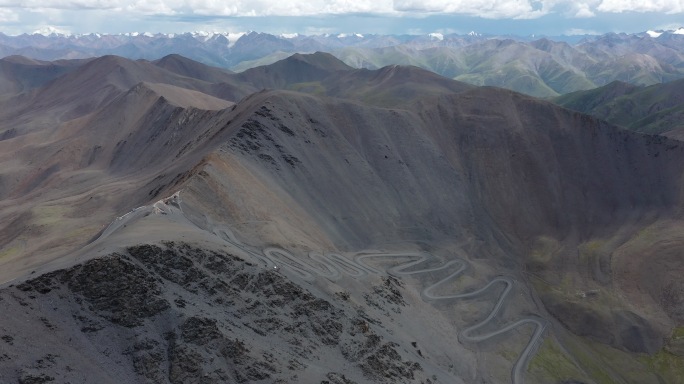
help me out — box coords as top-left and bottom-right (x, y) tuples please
(0, 0), (682, 36)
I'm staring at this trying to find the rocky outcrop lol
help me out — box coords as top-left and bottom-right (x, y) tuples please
(0, 242), (429, 383)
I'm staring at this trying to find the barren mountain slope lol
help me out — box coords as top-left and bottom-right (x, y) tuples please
(153, 54), (235, 82)
(319, 65), (475, 106)
(236, 52), (354, 90)
(153, 54), (258, 102)
(0, 80), (234, 283)
(183, 89), (684, 355)
(1, 54), (684, 383)
(0, 55), (244, 136)
(0, 56), (87, 96)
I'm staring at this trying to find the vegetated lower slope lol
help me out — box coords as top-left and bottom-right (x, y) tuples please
(554, 78), (684, 138)
(331, 35), (684, 98)
(1, 53), (684, 383)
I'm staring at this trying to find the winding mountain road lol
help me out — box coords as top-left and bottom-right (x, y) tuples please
(356, 252), (548, 384)
(94, 195), (548, 384)
(225, 240), (548, 384)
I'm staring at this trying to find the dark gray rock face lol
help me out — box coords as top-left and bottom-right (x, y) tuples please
(0, 242), (428, 384)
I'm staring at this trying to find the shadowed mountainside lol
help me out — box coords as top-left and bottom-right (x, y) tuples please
(153, 53), (235, 82)
(0, 53), (684, 383)
(235, 52), (354, 90)
(0, 55), (88, 97)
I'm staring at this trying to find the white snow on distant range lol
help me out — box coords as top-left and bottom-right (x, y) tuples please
(280, 33), (299, 39)
(337, 33), (364, 38)
(32, 26), (70, 36)
(428, 32), (444, 40)
(224, 32), (246, 46)
(188, 31), (246, 46)
(645, 27), (684, 37)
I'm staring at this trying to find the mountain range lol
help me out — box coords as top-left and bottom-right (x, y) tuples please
(0, 52), (684, 383)
(2, 29), (684, 97)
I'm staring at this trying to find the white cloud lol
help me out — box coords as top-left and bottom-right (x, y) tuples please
(597, 0), (684, 14)
(392, 0), (549, 19)
(0, 0), (118, 9)
(573, 3), (596, 17)
(0, 0), (682, 21)
(126, 0), (183, 15)
(182, 0), (395, 16)
(0, 7), (17, 21)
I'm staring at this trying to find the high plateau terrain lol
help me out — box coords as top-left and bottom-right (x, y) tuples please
(0, 52), (684, 384)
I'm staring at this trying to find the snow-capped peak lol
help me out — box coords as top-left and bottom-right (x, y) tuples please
(280, 33), (299, 39)
(337, 33), (364, 39)
(189, 31), (246, 46)
(467, 31), (480, 36)
(32, 26), (70, 36)
(646, 30), (663, 37)
(225, 32), (246, 46)
(674, 27), (684, 35)
(429, 32), (444, 41)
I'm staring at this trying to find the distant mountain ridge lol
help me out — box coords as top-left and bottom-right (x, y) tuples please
(553, 78), (684, 139)
(2, 30), (684, 97)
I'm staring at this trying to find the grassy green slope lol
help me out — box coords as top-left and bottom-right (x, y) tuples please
(554, 78), (684, 135)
